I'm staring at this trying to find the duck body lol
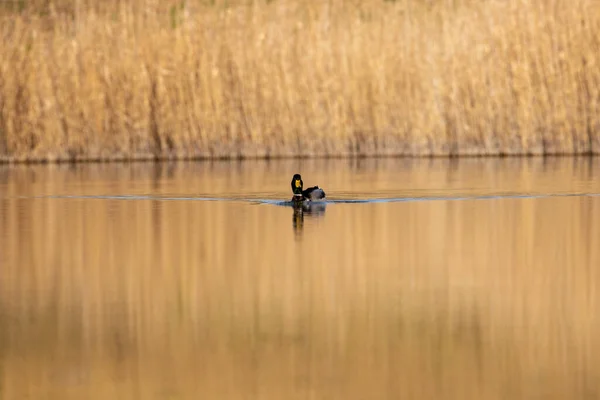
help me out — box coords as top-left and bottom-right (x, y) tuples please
(291, 174), (326, 203)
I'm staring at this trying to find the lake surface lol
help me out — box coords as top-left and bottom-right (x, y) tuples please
(1, 157), (600, 400)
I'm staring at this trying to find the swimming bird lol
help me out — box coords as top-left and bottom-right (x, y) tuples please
(291, 173), (326, 202)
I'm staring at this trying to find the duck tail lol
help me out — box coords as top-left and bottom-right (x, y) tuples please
(306, 186), (326, 200)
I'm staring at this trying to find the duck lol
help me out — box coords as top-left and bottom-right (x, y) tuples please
(291, 173), (326, 202)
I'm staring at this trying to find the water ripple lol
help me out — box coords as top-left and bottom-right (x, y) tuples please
(2, 192), (600, 204)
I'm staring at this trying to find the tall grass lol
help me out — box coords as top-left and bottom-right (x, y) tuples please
(0, 0), (599, 162)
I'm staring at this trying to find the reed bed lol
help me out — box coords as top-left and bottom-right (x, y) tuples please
(0, 0), (599, 162)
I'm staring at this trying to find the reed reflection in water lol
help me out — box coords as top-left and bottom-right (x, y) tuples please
(1, 158), (599, 399)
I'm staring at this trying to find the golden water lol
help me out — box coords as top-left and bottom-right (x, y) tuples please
(1, 158), (599, 399)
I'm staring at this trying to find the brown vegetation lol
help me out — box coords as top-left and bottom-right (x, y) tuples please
(1, 0), (599, 162)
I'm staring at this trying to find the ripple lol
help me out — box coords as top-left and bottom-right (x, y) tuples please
(3, 191), (599, 204)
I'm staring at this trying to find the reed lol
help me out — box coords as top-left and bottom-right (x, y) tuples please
(0, 0), (599, 162)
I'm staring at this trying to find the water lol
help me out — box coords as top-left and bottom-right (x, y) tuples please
(1, 157), (599, 400)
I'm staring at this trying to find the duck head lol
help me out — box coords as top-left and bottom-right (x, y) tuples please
(291, 174), (303, 196)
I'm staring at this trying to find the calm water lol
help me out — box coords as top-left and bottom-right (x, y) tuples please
(1, 157), (600, 400)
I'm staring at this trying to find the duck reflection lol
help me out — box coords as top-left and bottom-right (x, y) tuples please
(292, 201), (327, 237)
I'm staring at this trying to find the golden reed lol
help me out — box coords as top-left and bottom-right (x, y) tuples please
(0, 0), (599, 162)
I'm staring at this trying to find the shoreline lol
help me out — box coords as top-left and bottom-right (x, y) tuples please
(1, 151), (598, 165)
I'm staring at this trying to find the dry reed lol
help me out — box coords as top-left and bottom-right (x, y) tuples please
(0, 0), (599, 162)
